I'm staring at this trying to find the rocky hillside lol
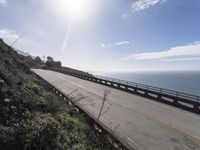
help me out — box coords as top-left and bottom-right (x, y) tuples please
(0, 39), (118, 150)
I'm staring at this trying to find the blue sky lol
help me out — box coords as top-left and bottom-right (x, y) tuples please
(1, 0), (200, 72)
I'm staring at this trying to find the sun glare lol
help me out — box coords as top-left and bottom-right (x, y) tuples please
(56, 0), (90, 18)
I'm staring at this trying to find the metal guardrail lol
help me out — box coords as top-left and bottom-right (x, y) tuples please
(42, 68), (200, 114)
(94, 75), (200, 102)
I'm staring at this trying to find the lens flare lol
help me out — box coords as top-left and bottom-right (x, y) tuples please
(56, 0), (90, 18)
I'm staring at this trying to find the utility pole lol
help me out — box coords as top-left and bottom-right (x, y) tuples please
(97, 90), (110, 122)
(11, 32), (27, 46)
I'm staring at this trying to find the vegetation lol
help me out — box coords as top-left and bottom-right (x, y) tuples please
(46, 56), (62, 68)
(0, 39), (118, 150)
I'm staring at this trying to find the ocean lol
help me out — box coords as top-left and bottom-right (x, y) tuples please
(93, 71), (200, 96)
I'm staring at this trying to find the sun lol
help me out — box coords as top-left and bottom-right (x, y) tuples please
(68, 0), (88, 13)
(56, 0), (90, 18)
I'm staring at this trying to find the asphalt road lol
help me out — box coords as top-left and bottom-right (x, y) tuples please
(32, 69), (200, 150)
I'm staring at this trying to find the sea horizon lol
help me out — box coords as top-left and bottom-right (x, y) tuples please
(91, 70), (200, 96)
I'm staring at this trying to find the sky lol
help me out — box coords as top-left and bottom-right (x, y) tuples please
(0, 0), (200, 72)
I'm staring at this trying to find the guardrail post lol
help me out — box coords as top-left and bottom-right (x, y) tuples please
(110, 81), (114, 87)
(173, 97), (178, 105)
(125, 85), (128, 90)
(157, 94), (161, 100)
(193, 103), (200, 113)
(144, 91), (148, 96)
(116, 83), (120, 88)
(145, 86), (148, 96)
(173, 93), (179, 106)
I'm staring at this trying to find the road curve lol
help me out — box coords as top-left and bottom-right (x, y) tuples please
(32, 69), (200, 150)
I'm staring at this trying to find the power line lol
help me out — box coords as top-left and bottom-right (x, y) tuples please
(11, 32), (27, 46)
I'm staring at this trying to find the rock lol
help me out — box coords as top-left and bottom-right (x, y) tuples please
(4, 99), (11, 104)
(0, 79), (4, 84)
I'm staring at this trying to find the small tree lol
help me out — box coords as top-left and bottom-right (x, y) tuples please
(46, 56), (54, 62)
(54, 61), (62, 67)
(46, 56), (61, 68)
(35, 56), (42, 64)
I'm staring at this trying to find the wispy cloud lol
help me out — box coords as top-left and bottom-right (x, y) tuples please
(115, 41), (131, 46)
(101, 40), (132, 48)
(132, 0), (167, 12)
(157, 57), (200, 62)
(0, 28), (58, 57)
(100, 43), (107, 48)
(120, 41), (200, 61)
(122, 0), (167, 19)
(0, 0), (7, 7)
(0, 29), (19, 41)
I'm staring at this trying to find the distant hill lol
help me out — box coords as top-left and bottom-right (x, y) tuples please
(42, 66), (94, 77)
